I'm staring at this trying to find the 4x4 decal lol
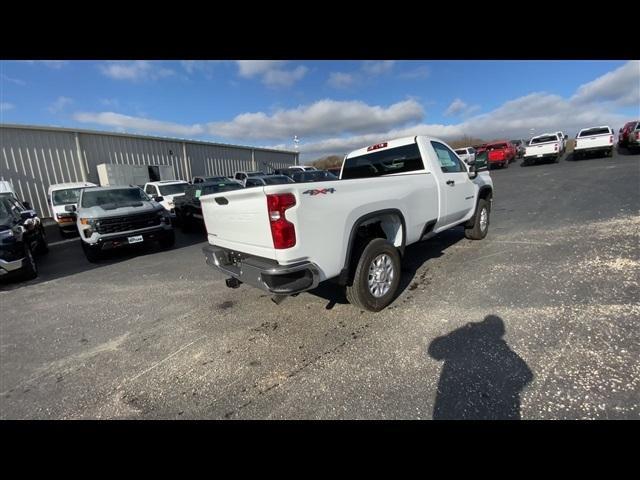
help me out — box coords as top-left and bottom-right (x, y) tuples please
(302, 188), (336, 196)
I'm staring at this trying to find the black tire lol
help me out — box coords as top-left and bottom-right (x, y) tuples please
(180, 214), (192, 233)
(35, 227), (49, 254)
(20, 245), (38, 280)
(465, 198), (490, 240)
(82, 241), (102, 263)
(345, 238), (401, 312)
(159, 230), (175, 249)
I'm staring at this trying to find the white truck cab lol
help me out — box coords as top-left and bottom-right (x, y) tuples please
(47, 182), (97, 234)
(201, 135), (493, 311)
(454, 147), (476, 164)
(573, 126), (614, 159)
(143, 180), (189, 217)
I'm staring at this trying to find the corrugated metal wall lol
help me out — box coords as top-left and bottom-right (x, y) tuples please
(0, 125), (297, 218)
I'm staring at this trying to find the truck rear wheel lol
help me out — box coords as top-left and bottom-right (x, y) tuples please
(345, 238), (401, 312)
(465, 198), (490, 240)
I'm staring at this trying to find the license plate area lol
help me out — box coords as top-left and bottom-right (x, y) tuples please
(128, 235), (144, 244)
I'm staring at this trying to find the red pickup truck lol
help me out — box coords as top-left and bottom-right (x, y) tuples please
(486, 141), (516, 168)
(618, 120), (639, 148)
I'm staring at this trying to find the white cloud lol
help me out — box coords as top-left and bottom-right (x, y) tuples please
(327, 72), (357, 89)
(292, 92), (629, 159)
(48, 96), (73, 114)
(1, 74), (26, 86)
(180, 60), (224, 76)
(572, 60), (640, 106)
(398, 66), (430, 80)
(73, 112), (205, 137)
(1, 102), (15, 112)
(98, 61), (175, 81)
(235, 61), (307, 88)
(444, 98), (480, 117)
(262, 66), (308, 88)
(362, 61), (395, 75)
(207, 99), (424, 140)
(24, 60), (68, 69)
(100, 98), (120, 107)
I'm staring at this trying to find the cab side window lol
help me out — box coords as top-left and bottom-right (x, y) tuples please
(145, 185), (156, 196)
(431, 141), (466, 173)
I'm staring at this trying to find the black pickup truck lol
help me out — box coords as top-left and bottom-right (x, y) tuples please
(174, 180), (244, 232)
(0, 195), (48, 281)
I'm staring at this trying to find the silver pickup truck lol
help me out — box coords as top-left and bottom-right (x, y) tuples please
(69, 186), (175, 262)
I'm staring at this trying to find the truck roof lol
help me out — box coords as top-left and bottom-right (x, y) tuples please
(82, 185), (142, 193)
(47, 181), (96, 193)
(145, 180), (188, 186)
(346, 136), (419, 159)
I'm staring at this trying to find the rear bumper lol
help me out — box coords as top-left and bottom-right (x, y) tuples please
(574, 146), (612, 153)
(202, 244), (320, 295)
(0, 257), (25, 276)
(524, 152), (557, 160)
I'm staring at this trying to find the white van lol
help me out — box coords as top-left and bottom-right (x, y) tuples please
(47, 182), (97, 234)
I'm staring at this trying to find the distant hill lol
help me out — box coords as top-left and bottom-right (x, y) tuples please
(309, 155), (344, 170)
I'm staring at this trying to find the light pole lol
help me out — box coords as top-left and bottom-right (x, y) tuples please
(293, 135), (300, 165)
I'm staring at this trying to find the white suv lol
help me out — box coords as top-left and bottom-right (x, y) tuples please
(143, 180), (189, 217)
(454, 147), (476, 164)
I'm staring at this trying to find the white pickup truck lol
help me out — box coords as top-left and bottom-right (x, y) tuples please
(523, 133), (563, 166)
(573, 126), (614, 159)
(201, 136), (494, 311)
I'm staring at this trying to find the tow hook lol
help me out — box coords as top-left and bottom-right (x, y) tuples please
(271, 295), (287, 305)
(225, 277), (242, 289)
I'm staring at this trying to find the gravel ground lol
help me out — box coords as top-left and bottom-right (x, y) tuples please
(1, 149), (639, 419)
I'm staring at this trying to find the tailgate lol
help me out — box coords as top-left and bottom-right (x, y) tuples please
(488, 150), (505, 161)
(200, 188), (276, 259)
(526, 143), (555, 155)
(577, 134), (610, 149)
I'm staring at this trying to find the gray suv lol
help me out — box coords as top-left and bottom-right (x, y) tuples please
(69, 186), (174, 262)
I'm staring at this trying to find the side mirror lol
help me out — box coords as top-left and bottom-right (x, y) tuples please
(155, 196), (164, 203)
(20, 209), (36, 220)
(65, 204), (77, 212)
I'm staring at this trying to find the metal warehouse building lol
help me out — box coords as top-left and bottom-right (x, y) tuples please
(0, 124), (298, 218)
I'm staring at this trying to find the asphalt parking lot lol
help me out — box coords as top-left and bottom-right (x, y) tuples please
(1, 148), (639, 419)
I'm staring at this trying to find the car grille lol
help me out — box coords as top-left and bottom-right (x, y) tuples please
(96, 212), (161, 234)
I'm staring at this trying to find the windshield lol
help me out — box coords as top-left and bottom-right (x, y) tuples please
(52, 188), (82, 205)
(579, 127), (610, 137)
(81, 188), (150, 208)
(158, 183), (188, 196)
(247, 172), (265, 177)
(292, 171), (337, 182)
(263, 176), (294, 185)
(0, 197), (12, 224)
(531, 135), (557, 144)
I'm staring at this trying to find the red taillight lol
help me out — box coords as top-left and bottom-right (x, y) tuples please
(367, 142), (388, 151)
(554, 143), (558, 151)
(266, 193), (296, 249)
(609, 135), (613, 143)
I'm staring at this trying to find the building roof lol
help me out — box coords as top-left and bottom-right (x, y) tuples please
(0, 123), (297, 156)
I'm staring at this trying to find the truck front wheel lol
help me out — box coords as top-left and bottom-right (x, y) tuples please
(345, 238), (401, 312)
(82, 241), (102, 263)
(465, 198), (490, 240)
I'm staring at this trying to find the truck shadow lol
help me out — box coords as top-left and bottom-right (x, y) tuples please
(0, 229), (206, 292)
(428, 314), (534, 419)
(309, 227), (466, 310)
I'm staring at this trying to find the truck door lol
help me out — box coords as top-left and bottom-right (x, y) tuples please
(430, 141), (476, 226)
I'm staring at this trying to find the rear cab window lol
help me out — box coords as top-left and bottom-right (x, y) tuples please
(579, 127), (610, 137)
(531, 135), (558, 144)
(341, 143), (425, 179)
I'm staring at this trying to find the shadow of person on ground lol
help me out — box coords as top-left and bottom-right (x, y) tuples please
(428, 315), (533, 420)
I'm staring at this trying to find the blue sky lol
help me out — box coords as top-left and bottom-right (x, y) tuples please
(1, 60), (638, 160)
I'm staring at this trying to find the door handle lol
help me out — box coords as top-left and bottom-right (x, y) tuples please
(446, 180), (455, 186)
